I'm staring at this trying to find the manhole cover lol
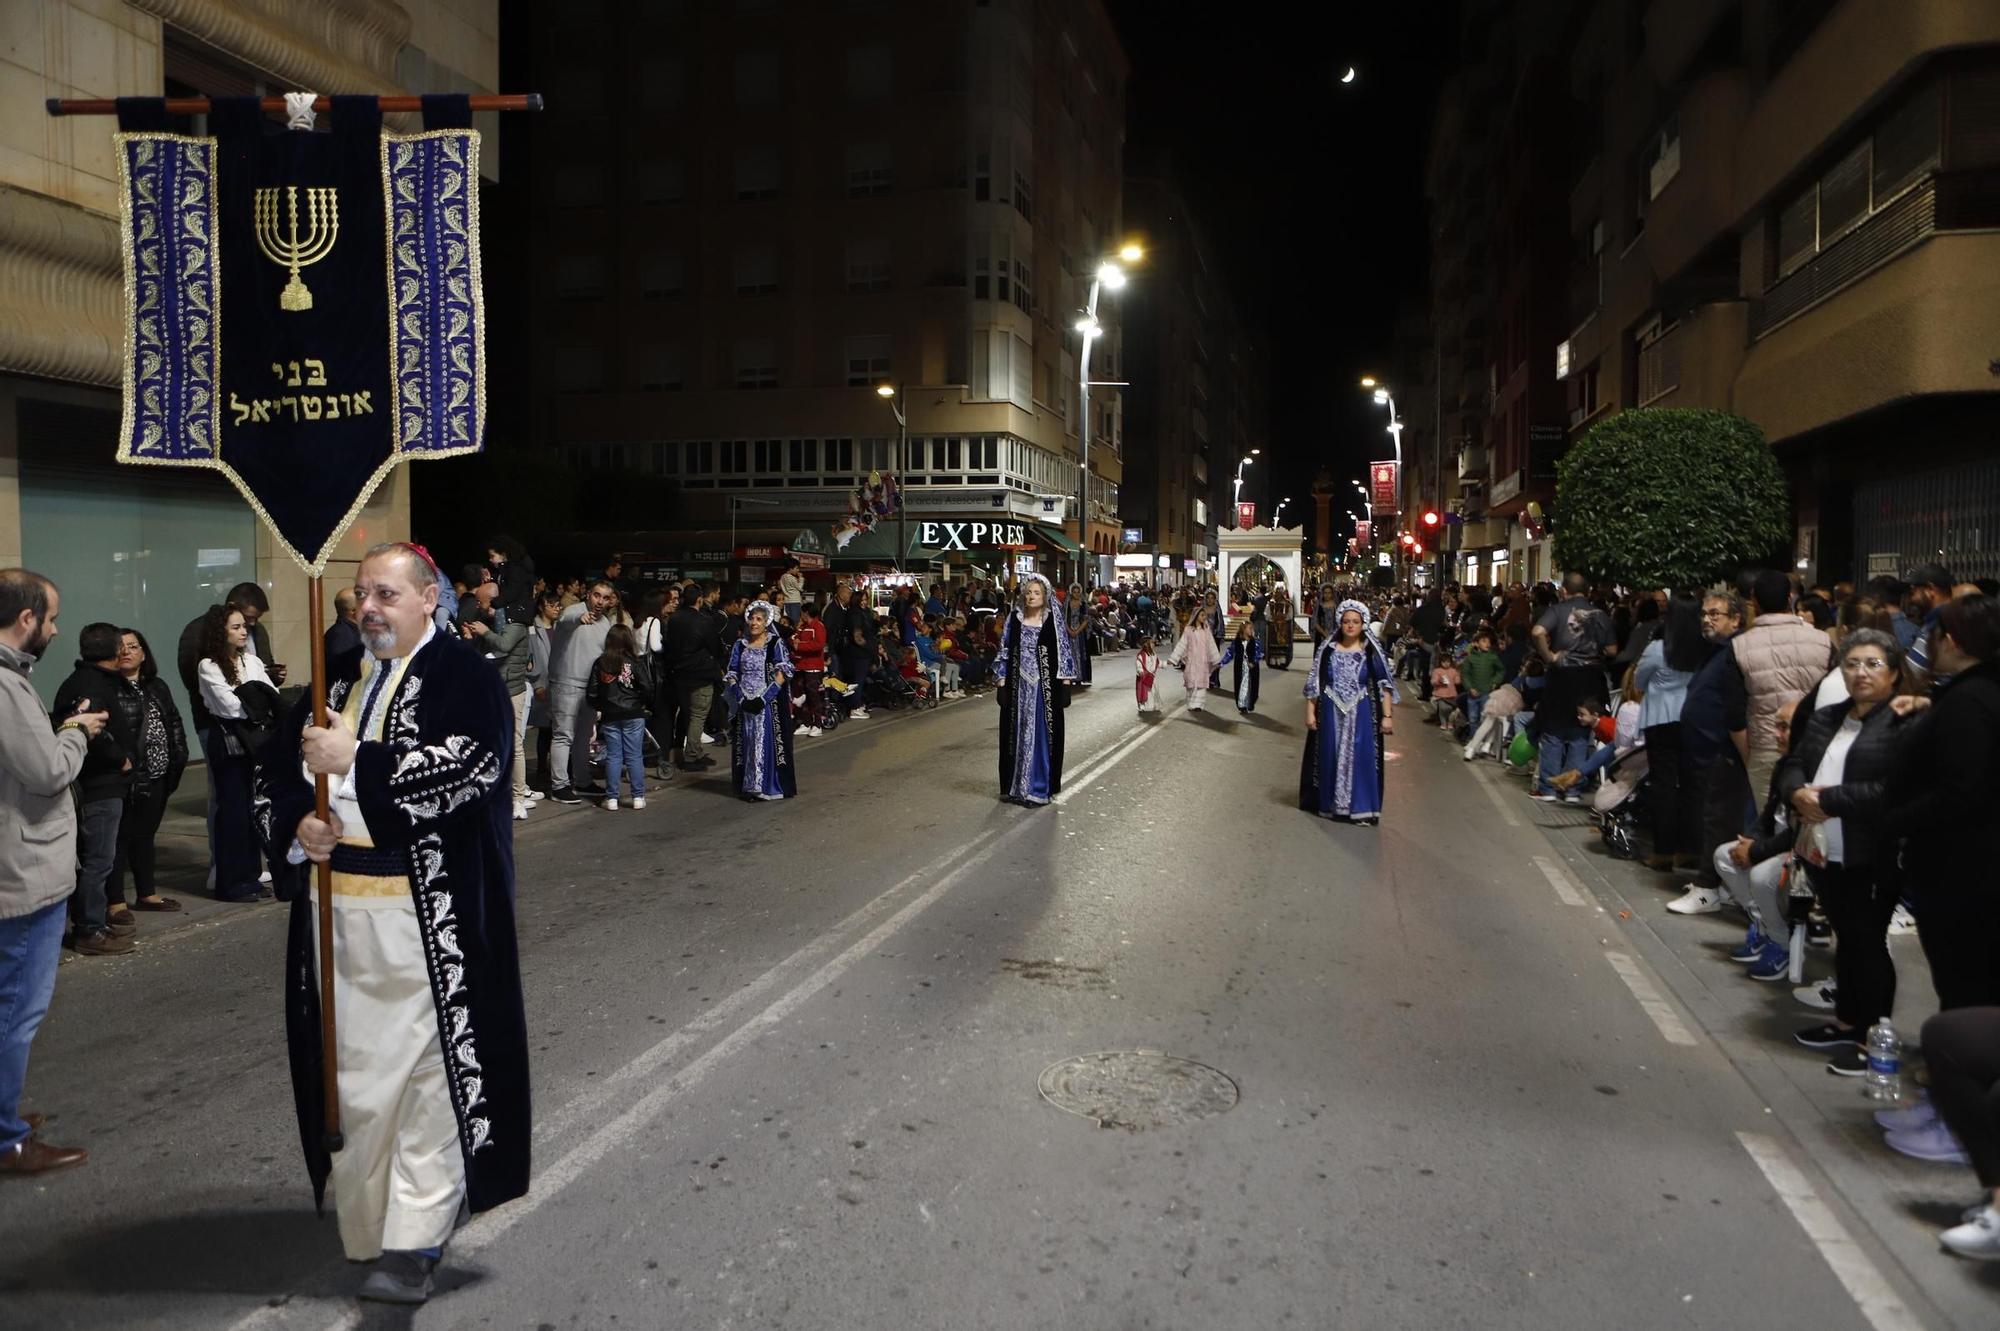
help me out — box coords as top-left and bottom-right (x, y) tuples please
(1037, 1051), (1239, 1131)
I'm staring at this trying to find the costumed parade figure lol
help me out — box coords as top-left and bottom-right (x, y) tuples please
(724, 601), (796, 802)
(1218, 621), (1264, 714)
(993, 573), (1078, 805)
(1135, 638), (1161, 715)
(259, 543), (529, 1305)
(1065, 582), (1094, 687)
(1300, 599), (1398, 824)
(1169, 608), (1221, 712)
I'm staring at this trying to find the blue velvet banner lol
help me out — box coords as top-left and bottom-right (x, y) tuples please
(114, 100), (485, 574)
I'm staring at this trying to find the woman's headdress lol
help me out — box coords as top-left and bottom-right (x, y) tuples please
(745, 599), (778, 627)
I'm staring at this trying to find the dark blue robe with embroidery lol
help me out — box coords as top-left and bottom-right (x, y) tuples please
(257, 633), (530, 1216)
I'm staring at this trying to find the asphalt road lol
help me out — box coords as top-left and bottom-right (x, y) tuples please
(1, 652), (1989, 1329)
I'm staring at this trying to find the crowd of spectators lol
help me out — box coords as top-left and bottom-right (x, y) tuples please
(1375, 565), (2000, 1261)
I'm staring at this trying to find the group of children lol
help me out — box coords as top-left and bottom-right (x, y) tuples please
(1134, 615), (1267, 717)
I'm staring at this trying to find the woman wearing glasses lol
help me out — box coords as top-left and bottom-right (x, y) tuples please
(1776, 628), (1915, 1076)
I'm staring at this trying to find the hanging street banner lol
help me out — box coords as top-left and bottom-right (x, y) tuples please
(1369, 460), (1399, 512)
(113, 94), (485, 573)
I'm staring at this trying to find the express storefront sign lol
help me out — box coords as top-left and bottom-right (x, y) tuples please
(918, 520), (1029, 552)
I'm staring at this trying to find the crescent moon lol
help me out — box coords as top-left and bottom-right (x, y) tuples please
(1341, 66), (1357, 84)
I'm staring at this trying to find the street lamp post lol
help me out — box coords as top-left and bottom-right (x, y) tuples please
(1233, 454), (1257, 517)
(1074, 244), (1143, 587)
(1273, 495), (1293, 528)
(876, 383), (907, 574)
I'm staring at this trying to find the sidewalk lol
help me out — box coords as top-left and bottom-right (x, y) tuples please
(1432, 726), (1999, 1329)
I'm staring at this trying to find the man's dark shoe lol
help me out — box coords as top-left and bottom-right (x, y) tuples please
(679, 757), (716, 772)
(1794, 1022), (1862, 1050)
(73, 928), (134, 956)
(102, 914), (137, 938)
(0, 1136), (88, 1176)
(358, 1250), (437, 1304)
(548, 787), (583, 805)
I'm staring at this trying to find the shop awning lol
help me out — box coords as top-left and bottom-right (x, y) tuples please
(829, 527), (949, 565)
(1031, 524), (1082, 556)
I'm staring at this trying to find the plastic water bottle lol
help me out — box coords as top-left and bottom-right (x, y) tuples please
(1864, 1020), (1902, 1101)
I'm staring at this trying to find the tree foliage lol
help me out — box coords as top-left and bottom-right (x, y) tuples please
(1553, 408), (1790, 590)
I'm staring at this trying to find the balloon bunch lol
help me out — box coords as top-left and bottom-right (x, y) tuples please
(830, 470), (902, 549)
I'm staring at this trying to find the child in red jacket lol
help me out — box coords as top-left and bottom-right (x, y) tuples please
(790, 604), (828, 735)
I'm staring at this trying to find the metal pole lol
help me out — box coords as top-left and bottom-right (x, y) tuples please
(1077, 276), (1102, 588)
(307, 576), (342, 1153)
(896, 391), (908, 576)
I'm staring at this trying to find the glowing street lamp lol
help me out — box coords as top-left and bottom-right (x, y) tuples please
(876, 382), (908, 570)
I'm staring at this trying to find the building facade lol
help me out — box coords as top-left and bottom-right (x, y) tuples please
(520, 0), (1130, 591)
(0, 0), (496, 716)
(1119, 152), (1267, 584)
(1428, 0), (2000, 589)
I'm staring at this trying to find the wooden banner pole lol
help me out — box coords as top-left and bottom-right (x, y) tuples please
(46, 93), (544, 116)
(308, 575), (343, 1153)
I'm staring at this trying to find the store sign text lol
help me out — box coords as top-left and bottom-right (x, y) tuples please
(919, 520), (1027, 551)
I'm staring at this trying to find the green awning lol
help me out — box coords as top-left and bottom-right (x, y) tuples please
(1032, 524), (1083, 555)
(829, 526), (949, 564)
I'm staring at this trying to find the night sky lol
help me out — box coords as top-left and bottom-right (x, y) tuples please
(1106, 0), (1455, 536)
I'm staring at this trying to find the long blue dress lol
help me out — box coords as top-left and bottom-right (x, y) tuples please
(993, 602), (1078, 806)
(725, 636), (796, 801)
(1300, 641), (1393, 820)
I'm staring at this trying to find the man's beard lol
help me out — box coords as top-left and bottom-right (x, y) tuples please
(361, 616), (399, 654)
(26, 618), (54, 660)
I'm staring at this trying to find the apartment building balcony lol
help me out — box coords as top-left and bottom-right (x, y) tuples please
(1457, 440), (1489, 483)
(1643, 69), (1751, 284)
(1635, 301), (1748, 411)
(1737, 225), (2000, 445)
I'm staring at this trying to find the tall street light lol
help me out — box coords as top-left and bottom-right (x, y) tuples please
(1273, 495), (1293, 527)
(1075, 244), (1143, 586)
(1232, 451), (1259, 519)
(877, 383), (907, 574)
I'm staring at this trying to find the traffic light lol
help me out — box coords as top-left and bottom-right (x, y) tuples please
(1421, 509), (1440, 527)
(1400, 531), (1414, 545)
(1412, 542), (1424, 557)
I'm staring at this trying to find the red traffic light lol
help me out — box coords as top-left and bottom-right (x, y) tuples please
(1421, 510), (1440, 526)
(1412, 542), (1424, 556)
(1400, 532), (1414, 545)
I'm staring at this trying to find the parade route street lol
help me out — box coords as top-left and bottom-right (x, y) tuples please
(0, 654), (1970, 1329)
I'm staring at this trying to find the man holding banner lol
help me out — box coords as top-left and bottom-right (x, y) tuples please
(259, 541), (529, 1302)
(98, 88), (530, 1304)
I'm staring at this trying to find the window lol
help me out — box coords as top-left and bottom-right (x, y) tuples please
(735, 50), (780, 108)
(553, 163), (605, 207)
(555, 254), (606, 298)
(735, 147), (781, 200)
(687, 441), (714, 474)
(1816, 141), (1870, 241)
(826, 437), (854, 474)
(972, 329), (1028, 404)
(551, 346), (603, 392)
(1642, 114), (1681, 201)
(1874, 81), (1941, 200)
(1011, 257), (1031, 313)
(845, 141), (892, 196)
(1193, 498), (1208, 528)
(845, 239), (891, 292)
(638, 59), (685, 112)
(734, 245), (779, 295)
(1012, 167), (1032, 221)
(788, 438), (819, 473)
(638, 343), (683, 390)
(753, 439), (784, 473)
(1773, 77), (1947, 282)
(734, 338), (778, 389)
(847, 44), (893, 102)
(639, 251), (684, 297)
(844, 334), (891, 387)
(972, 132), (991, 201)
(859, 437), (892, 472)
(635, 159), (686, 204)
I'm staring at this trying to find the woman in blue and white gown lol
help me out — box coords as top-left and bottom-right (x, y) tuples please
(993, 574), (1078, 806)
(724, 600), (797, 801)
(1300, 600), (1398, 823)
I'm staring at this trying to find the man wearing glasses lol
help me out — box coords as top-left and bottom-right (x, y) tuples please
(258, 542), (530, 1305)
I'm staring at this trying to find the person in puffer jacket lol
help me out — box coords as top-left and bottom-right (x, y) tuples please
(585, 624), (654, 810)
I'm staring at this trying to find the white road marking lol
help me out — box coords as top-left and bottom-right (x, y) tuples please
(234, 699), (1184, 1331)
(1533, 855), (1588, 907)
(1471, 762), (1523, 826)
(1603, 950), (1699, 1046)
(1736, 1133), (1926, 1331)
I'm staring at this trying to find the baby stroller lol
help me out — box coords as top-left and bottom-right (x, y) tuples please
(1587, 750), (1649, 860)
(865, 670), (919, 711)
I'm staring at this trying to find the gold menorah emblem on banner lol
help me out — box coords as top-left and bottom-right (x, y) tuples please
(253, 185), (338, 311)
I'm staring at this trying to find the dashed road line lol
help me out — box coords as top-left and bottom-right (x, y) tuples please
(1603, 949), (1699, 1046)
(1533, 854), (1588, 907)
(1736, 1133), (1926, 1331)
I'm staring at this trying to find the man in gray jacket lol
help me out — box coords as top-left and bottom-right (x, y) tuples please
(545, 578), (618, 802)
(0, 570), (108, 1177)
